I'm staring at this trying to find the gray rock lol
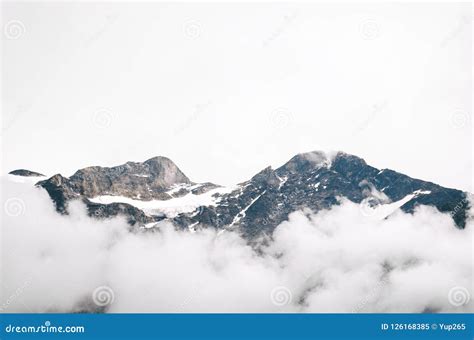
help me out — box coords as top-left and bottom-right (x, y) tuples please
(173, 151), (470, 238)
(67, 156), (192, 200)
(35, 157), (218, 227)
(9, 169), (45, 177)
(34, 152), (471, 238)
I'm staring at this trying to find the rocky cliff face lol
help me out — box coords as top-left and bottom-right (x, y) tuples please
(67, 156), (193, 200)
(35, 156), (218, 225)
(11, 151), (470, 237)
(172, 151), (469, 238)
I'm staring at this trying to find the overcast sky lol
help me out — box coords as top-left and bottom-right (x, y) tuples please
(1, 2), (472, 191)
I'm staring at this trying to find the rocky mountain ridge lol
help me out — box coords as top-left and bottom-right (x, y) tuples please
(9, 169), (45, 177)
(10, 151), (470, 237)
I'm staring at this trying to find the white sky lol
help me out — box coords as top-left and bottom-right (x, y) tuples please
(1, 2), (472, 191)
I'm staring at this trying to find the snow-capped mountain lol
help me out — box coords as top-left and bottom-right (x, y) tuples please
(10, 151), (470, 238)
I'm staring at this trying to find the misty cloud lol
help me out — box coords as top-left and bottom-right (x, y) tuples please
(1, 177), (472, 313)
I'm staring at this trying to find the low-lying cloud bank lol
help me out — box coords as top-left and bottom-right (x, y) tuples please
(1, 177), (472, 313)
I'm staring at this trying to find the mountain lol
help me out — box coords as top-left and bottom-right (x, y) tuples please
(173, 151), (469, 238)
(10, 151), (470, 236)
(34, 156), (219, 226)
(9, 169), (45, 177)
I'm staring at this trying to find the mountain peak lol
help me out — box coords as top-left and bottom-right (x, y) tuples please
(250, 166), (281, 187)
(277, 151), (331, 174)
(333, 151), (367, 164)
(9, 169), (45, 177)
(29, 151), (470, 236)
(144, 156), (173, 165)
(142, 156), (190, 185)
(34, 156), (194, 202)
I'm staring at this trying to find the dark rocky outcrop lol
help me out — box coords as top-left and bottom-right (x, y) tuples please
(13, 151), (470, 238)
(9, 169), (45, 177)
(172, 151), (470, 238)
(32, 157), (218, 227)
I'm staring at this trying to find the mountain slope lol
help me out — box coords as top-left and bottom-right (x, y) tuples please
(172, 151), (469, 238)
(35, 157), (219, 225)
(10, 151), (470, 236)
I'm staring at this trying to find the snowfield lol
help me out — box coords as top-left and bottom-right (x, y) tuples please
(89, 185), (237, 218)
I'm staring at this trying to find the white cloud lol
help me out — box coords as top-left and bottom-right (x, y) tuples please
(1, 178), (472, 313)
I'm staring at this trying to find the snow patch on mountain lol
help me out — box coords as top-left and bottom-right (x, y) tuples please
(229, 190), (267, 227)
(361, 190), (432, 220)
(89, 186), (236, 218)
